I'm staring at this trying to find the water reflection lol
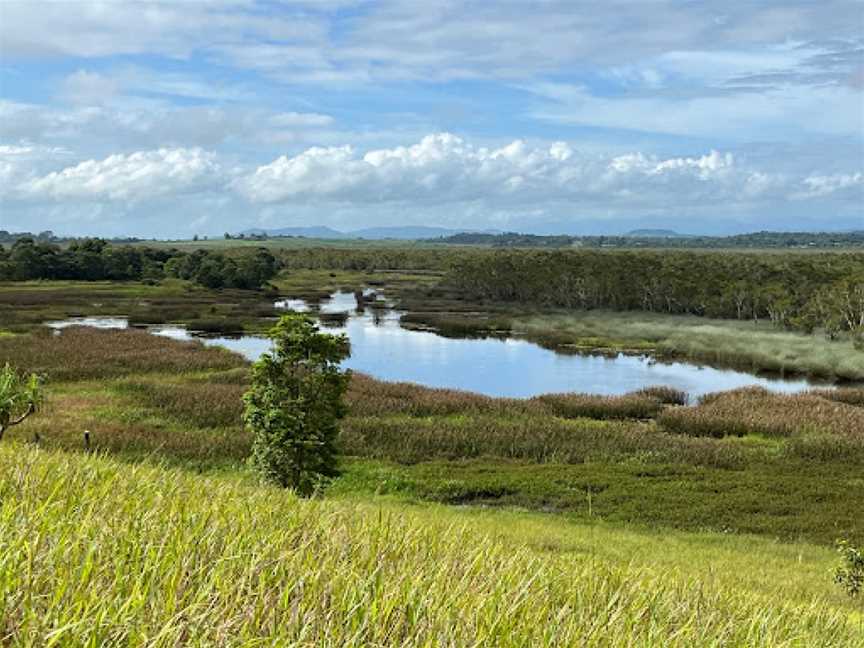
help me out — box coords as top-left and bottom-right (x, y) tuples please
(47, 291), (820, 399)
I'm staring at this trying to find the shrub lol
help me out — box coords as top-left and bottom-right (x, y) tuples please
(834, 540), (863, 598)
(0, 363), (42, 441)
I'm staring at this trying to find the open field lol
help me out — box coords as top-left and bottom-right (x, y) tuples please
(2, 444), (862, 646)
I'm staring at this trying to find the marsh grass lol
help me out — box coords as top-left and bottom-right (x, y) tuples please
(2, 445), (861, 646)
(4, 327), (862, 546)
(658, 387), (864, 438)
(0, 327), (245, 381)
(533, 392), (665, 420)
(341, 415), (746, 468)
(516, 311), (864, 380)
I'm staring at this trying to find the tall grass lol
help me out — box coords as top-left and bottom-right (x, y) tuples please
(658, 387), (864, 438)
(0, 327), (246, 380)
(2, 446), (860, 646)
(341, 415), (746, 468)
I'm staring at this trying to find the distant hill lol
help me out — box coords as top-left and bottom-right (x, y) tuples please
(241, 226), (349, 239)
(626, 229), (685, 238)
(240, 226), (498, 240)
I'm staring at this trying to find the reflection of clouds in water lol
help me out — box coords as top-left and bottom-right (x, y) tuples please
(46, 317), (129, 330)
(46, 297), (821, 399)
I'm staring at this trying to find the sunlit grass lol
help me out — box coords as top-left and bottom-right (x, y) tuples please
(2, 445), (861, 646)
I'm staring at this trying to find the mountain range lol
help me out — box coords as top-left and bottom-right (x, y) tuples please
(240, 226), (500, 240)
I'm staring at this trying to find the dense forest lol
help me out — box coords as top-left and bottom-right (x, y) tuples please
(431, 231), (864, 249)
(445, 250), (864, 339)
(0, 238), (279, 289)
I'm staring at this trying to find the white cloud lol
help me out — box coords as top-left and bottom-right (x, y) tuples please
(796, 172), (864, 199)
(3, 0), (861, 85)
(60, 70), (121, 105)
(525, 82), (863, 140)
(19, 148), (223, 202)
(236, 133), (779, 208)
(0, 99), (338, 154)
(3, 134), (860, 236)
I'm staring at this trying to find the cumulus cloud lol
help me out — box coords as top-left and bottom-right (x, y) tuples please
(3, 134), (860, 235)
(19, 148), (223, 202)
(236, 133), (757, 207)
(795, 172), (864, 199)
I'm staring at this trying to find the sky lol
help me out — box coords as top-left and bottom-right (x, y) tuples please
(0, 0), (862, 238)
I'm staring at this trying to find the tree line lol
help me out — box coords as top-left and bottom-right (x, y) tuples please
(431, 231), (864, 249)
(0, 238), (279, 289)
(444, 249), (864, 339)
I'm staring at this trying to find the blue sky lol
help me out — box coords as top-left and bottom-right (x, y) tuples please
(1, 0), (862, 237)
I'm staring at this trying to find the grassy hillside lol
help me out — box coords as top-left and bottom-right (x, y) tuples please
(2, 445), (861, 646)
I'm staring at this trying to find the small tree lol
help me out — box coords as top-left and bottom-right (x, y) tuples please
(835, 539), (863, 598)
(243, 314), (350, 494)
(0, 363), (42, 442)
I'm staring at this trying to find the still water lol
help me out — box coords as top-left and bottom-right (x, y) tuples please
(48, 291), (818, 399)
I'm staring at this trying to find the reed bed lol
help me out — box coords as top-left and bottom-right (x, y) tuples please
(658, 387), (864, 438)
(340, 415), (746, 468)
(116, 379), (247, 429)
(809, 387), (864, 408)
(346, 373), (545, 417)
(532, 392), (665, 420)
(2, 445), (859, 647)
(0, 327), (246, 381)
(347, 373), (683, 420)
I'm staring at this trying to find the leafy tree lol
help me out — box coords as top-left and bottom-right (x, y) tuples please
(0, 364), (42, 442)
(242, 314), (350, 494)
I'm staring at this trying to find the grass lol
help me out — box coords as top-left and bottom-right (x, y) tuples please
(0, 326), (245, 381)
(0, 279), (280, 333)
(658, 387), (864, 439)
(2, 445), (861, 646)
(515, 311), (864, 381)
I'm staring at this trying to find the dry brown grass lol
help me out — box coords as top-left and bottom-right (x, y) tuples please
(345, 373), (546, 418)
(532, 392), (665, 420)
(809, 387), (864, 407)
(658, 387), (864, 437)
(0, 327), (246, 381)
(116, 380), (247, 428)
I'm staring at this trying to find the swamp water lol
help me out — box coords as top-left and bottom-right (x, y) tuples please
(48, 291), (819, 399)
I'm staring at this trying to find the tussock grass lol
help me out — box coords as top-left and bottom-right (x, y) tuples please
(659, 387), (864, 438)
(2, 445), (860, 646)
